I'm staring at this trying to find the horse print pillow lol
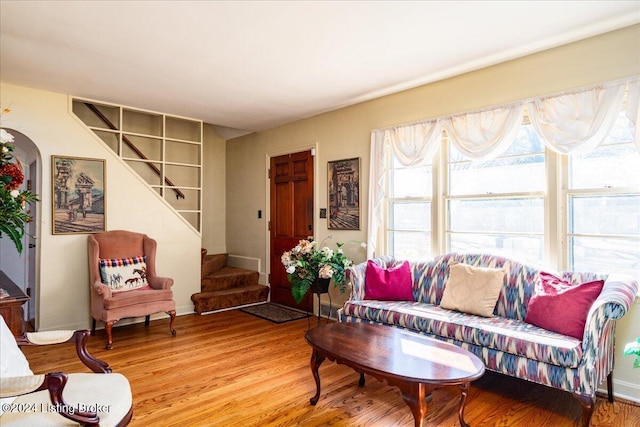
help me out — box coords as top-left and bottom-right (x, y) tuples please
(99, 256), (151, 293)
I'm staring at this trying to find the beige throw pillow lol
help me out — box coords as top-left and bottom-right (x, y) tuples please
(439, 263), (505, 317)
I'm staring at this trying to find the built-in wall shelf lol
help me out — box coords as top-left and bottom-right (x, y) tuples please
(72, 98), (203, 232)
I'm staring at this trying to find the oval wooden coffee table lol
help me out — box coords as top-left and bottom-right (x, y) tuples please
(305, 322), (485, 427)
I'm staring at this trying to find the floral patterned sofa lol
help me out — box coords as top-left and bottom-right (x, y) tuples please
(338, 253), (638, 427)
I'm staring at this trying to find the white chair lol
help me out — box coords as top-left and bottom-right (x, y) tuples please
(0, 317), (133, 426)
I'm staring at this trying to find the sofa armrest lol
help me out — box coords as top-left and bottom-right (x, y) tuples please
(594, 274), (639, 320)
(148, 275), (174, 290)
(346, 256), (396, 300)
(0, 373), (99, 425)
(16, 330), (112, 374)
(581, 274), (638, 355)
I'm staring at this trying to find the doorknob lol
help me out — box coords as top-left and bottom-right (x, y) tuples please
(28, 243), (36, 249)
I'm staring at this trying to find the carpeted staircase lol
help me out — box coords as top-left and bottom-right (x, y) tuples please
(191, 250), (269, 314)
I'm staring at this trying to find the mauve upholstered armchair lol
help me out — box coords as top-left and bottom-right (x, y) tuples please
(88, 230), (176, 349)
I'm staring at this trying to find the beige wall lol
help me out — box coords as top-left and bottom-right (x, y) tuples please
(202, 124), (227, 254)
(226, 25), (640, 400)
(0, 83), (203, 331)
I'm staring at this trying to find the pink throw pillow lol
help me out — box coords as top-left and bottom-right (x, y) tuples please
(524, 271), (604, 339)
(364, 260), (413, 301)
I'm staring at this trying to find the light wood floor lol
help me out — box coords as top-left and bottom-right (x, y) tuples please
(22, 310), (640, 426)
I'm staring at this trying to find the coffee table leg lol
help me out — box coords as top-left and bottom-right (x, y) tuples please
(458, 382), (471, 427)
(398, 382), (433, 427)
(309, 348), (325, 405)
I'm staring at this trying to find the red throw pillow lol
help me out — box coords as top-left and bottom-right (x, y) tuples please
(364, 260), (413, 301)
(524, 271), (604, 339)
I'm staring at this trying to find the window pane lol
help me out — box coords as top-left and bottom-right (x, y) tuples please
(389, 231), (431, 261)
(449, 233), (543, 266)
(390, 202), (430, 231)
(448, 125), (545, 195)
(391, 166), (431, 198)
(570, 236), (640, 277)
(448, 198), (543, 233)
(569, 112), (639, 189)
(449, 154), (545, 195)
(569, 144), (640, 189)
(570, 195), (640, 236)
(602, 111), (635, 145)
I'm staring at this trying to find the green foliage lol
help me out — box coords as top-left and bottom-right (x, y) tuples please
(624, 338), (640, 369)
(0, 128), (39, 254)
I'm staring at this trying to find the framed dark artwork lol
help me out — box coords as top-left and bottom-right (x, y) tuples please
(52, 156), (106, 234)
(328, 157), (360, 230)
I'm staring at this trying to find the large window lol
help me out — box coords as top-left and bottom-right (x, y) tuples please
(566, 111), (640, 277)
(379, 79), (639, 282)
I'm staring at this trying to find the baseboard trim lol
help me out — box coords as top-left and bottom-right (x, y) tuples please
(598, 378), (640, 404)
(319, 302), (339, 320)
(227, 254), (261, 272)
(227, 254), (267, 285)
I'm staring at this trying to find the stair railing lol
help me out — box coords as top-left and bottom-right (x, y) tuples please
(84, 102), (185, 199)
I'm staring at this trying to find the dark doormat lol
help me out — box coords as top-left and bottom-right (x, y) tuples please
(240, 303), (308, 324)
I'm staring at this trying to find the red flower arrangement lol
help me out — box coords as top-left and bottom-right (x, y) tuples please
(1, 110), (38, 254)
(0, 162), (24, 191)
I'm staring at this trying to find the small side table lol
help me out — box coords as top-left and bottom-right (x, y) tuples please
(0, 271), (30, 336)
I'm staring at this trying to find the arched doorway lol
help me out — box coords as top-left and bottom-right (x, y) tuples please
(0, 128), (41, 330)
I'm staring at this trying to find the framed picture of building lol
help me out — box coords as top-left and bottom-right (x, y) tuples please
(328, 157), (360, 230)
(52, 156), (106, 234)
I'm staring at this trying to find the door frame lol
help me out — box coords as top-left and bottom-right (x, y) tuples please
(265, 143), (319, 306)
(0, 128), (42, 330)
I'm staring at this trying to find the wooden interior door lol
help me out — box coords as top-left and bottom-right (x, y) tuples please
(270, 150), (314, 311)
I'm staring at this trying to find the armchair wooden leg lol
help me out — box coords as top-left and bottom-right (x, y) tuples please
(607, 372), (614, 402)
(91, 318), (96, 336)
(105, 321), (116, 350)
(574, 394), (595, 427)
(167, 310), (177, 336)
(145, 315), (151, 327)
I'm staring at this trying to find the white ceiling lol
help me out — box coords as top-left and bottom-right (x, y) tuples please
(1, 1), (639, 139)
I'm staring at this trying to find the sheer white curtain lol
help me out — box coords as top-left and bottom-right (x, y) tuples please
(526, 81), (627, 154)
(367, 130), (388, 259)
(627, 80), (640, 151)
(367, 121), (440, 258)
(442, 105), (524, 159)
(367, 77), (639, 258)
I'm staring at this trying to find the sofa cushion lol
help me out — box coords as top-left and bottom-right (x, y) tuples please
(99, 256), (150, 293)
(364, 260), (413, 301)
(339, 300), (583, 368)
(524, 272), (604, 339)
(413, 253), (540, 321)
(439, 263), (505, 317)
